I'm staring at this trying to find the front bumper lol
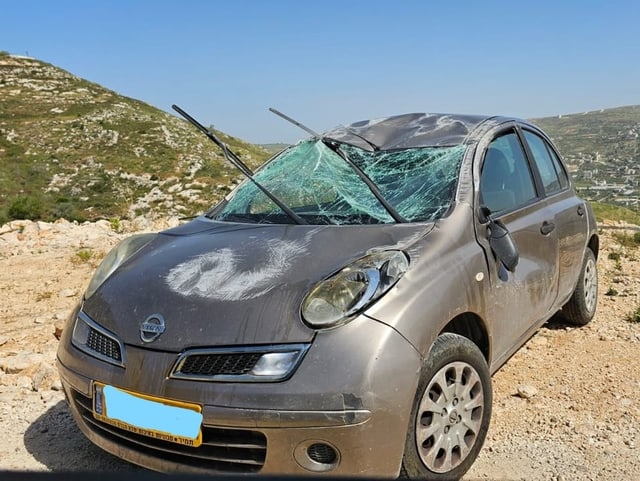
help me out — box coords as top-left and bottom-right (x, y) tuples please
(57, 313), (422, 477)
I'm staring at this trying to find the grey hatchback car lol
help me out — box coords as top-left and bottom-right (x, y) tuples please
(57, 112), (598, 480)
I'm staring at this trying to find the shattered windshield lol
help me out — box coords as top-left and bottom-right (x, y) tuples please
(212, 139), (465, 225)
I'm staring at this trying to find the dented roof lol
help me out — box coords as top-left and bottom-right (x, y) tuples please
(323, 113), (509, 150)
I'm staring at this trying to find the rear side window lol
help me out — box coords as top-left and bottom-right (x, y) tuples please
(480, 132), (537, 214)
(523, 131), (569, 195)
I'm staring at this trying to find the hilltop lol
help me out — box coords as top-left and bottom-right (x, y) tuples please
(532, 105), (640, 207)
(0, 53), (271, 223)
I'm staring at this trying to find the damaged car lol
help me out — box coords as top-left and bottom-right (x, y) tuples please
(56, 108), (599, 480)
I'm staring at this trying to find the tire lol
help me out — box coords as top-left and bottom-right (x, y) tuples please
(562, 248), (598, 326)
(401, 333), (492, 481)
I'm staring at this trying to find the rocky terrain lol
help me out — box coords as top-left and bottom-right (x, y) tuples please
(0, 218), (639, 479)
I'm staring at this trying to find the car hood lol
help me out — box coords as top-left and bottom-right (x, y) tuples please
(82, 218), (432, 351)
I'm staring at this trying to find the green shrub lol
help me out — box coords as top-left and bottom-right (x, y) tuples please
(613, 231), (640, 248)
(8, 195), (43, 220)
(628, 306), (640, 324)
(46, 199), (86, 223)
(73, 249), (94, 264)
(109, 217), (121, 232)
(605, 287), (618, 296)
(592, 202), (640, 225)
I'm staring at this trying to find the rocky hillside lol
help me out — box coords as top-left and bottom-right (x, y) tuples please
(2, 51), (638, 222)
(0, 53), (271, 224)
(533, 105), (640, 167)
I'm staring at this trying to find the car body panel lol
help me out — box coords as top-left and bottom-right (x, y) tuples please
(58, 311), (421, 476)
(324, 112), (504, 149)
(82, 220), (431, 350)
(478, 200), (560, 368)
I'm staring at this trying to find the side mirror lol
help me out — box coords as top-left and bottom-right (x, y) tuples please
(480, 206), (519, 273)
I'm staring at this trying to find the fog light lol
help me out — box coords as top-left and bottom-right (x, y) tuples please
(307, 443), (337, 464)
(294, 440), (340, 472)
(250, 351), (298, 377)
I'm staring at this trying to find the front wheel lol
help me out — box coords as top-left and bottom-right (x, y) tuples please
(401, 333), (492, 480)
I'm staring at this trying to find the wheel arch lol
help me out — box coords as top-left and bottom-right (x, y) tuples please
(588, 233), (599, 259)
(439, 312), (490, 364)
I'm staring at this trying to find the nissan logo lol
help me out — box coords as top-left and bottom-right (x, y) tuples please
(140, 314), (166, 343)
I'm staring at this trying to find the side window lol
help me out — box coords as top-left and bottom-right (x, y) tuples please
(480, 132), (537, 214)
(547, 144), (569, 190)
(523, 130), (569, 194)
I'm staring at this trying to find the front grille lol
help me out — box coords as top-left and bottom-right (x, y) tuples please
(178, 353), (262, 376)
(86, 327), (122, 362)
(70, 388), (267, 473)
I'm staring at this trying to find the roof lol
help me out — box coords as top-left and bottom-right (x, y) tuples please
(323, 112), (509, 150)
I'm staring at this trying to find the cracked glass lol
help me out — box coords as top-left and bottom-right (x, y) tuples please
(212, 140), (466, 225)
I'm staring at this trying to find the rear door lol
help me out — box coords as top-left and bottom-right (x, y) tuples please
(519, 128), (589, 303)
(476, 127), (560, 369)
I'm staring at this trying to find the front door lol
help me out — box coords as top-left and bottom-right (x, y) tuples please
(476, 128), (559, 369)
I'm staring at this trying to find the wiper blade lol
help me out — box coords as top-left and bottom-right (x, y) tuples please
(268, 107), (405, 223)
(323, 139), (406, 223)
(172, 105), (307, 226)
(269, 108), (321, 138)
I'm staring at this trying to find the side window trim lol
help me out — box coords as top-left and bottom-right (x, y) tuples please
(544, 139), (570, 190)
(515, 126), (545, 197)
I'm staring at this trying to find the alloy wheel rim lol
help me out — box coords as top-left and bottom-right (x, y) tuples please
(415, 361), (484, 473)
(584, 257), (598, 314)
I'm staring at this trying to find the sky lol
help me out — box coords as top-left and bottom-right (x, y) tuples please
(1, 0), (639, 144)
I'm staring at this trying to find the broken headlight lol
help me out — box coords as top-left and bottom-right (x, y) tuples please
(302, 251), (409, 329)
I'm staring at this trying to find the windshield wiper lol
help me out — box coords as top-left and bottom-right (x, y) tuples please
(268, 108), (406, 223)
(172, 105), (307, 226)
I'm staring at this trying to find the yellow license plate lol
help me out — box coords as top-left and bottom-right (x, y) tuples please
(93, 382), (203, 447)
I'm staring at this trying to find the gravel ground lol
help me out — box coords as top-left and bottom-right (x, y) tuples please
(0, 218), (638, 479)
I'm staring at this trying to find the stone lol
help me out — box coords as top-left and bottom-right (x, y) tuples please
(53, 319), (66, 340)
(0, 353), (44, 374)
(36, 221), (53, 232)
(58, 288), (77, 298)
(516, 384), (538, 399)
(30, 364), (58, 392)
(15, 375), (33, 390)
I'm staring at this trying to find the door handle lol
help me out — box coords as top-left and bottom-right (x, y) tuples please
(577, 205), (585, 216)
(540, 221), (555, 235)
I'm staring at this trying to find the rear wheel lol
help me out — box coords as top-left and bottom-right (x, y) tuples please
(401, 333), (492, 480)
(562, 248), (598, 326)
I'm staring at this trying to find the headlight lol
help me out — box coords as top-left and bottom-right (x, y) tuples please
(85, 233), (156, 299)
(302, 250), (409, 329)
